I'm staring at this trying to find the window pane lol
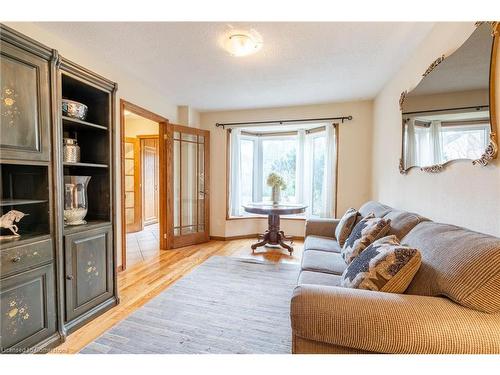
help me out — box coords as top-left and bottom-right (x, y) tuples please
(441, 125), (489, 161)
(262, 138), (296, 203)
(240, 139), (254, 204)
(312, 136), (325, 216)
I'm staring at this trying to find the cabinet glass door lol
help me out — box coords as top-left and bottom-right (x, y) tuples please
(167, 125), (209, 248)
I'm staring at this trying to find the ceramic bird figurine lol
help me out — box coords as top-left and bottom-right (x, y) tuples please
(0, 210), (28, 237)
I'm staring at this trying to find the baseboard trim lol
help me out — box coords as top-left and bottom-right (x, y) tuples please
(210, 234), (304, 241)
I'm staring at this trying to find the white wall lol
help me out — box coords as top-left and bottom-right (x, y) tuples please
(200, 100), (374, 238)
(372, 22), (500, 237)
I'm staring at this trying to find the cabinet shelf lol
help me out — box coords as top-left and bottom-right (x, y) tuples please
(63, 162), (108, 168)
(0, 199), (48, 207)
(63, 220), (111, 235)
(62, 116), (108, 131)
(0, 233), (51, 250)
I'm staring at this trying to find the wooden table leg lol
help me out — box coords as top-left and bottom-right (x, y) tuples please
(251, 213), (294, 254)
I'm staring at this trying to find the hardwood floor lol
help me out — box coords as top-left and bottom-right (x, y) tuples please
(126, 223), (160, 267)
(52, 238), (303, 353)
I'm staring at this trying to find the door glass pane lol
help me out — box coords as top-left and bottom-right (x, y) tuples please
(125, 192), (134, 208)
(181, 141), (198, 229)
(173, 139), (180, 228)
(181, 133), (197, 142)
(125, 208), (135, 224)
(124, 159), (134, 175)
(173, 131), (181, 140)
(124, 143), (134, 158)
(199, 135), (205, 144)
(125, 175), (134, 191)
(198, 143), (205, 230)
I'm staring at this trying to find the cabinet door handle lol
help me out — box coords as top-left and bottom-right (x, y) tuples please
(66, 275), (74, 280)
(11, 256), (21, 263)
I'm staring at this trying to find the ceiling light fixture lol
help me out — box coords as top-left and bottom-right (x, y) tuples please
(223, 29), (263, 57)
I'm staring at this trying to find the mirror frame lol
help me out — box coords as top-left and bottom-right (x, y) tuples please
(399, 21), (499, 174)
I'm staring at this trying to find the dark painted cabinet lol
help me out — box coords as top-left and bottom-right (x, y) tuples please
(0, 36), (51, 161)
(64, 226), (113, 324)
(0, 263), (56, 352)
(1, 24), (118, 353)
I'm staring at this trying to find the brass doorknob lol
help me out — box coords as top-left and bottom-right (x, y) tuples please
(11, 256), (21, 263)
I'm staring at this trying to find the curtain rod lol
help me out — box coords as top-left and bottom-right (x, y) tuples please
(215, 116), (352, 129)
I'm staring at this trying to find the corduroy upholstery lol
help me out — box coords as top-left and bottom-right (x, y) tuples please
(305, 218), (340, 238)
(291, 285), (500, 354)
(301, 250), (347, 275)
(382, 209), (428, 239)
(298, 271), (342, 286)
(293, 200), (500, 354)
(303, 235), (342, 253)
(358, 201), (391, 218)
(403, 221), (500, 313)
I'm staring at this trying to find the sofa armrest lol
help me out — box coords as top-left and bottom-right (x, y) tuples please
(305, 218), (340, 238)
(291, 285), (500, 354)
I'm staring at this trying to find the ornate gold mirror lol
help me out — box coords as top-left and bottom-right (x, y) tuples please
(399, 22), (499, 174)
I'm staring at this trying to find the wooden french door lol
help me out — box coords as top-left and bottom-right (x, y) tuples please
(140, 137), (159, 226)
(124, 137), (142, 233)
(165, 125), (210, 248)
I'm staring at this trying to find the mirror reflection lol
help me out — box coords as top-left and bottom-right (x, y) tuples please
(401, 23), (493, 171)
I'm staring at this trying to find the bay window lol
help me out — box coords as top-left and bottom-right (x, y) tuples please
(228, 124), (337, 218)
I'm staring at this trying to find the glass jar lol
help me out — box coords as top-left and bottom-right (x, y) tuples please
(64, 176), (91, 225)
(63, 137), (81, 163)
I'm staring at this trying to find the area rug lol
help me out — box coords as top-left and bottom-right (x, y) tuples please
(80, 256), (299, 354)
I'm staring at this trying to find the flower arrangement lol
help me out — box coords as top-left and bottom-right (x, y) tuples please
(266, 172), (287, 190)
(267, 173), (286, 205)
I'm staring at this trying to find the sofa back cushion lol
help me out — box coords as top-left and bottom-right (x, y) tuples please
(403, 221), (500, 313)
(358, 201), (392, 218)
(383, 210), (428, 240)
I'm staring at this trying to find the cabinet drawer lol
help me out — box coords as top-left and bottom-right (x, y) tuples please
(0, 239), (53, 278)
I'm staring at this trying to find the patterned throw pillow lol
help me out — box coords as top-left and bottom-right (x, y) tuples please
(335, 208), (359, 247)
(341, 235), (422, 293)
(341, 213), (391, 264)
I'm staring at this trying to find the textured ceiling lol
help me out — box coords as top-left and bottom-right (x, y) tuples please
(36, 22), (436, 111)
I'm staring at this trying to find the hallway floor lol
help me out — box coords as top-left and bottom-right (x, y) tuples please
(125, 223), (160, 267)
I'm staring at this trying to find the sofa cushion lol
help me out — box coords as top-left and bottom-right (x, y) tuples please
(404, 221), (500, 313)
(301, 250), (347, 275)
(358, 201), (392, 218)
(341, 214), (392, 264)
(304, 235), (341, 253)
(298, 271), (342, 287)
(383, 210), (428, 240)
(341, 235), (421, 293)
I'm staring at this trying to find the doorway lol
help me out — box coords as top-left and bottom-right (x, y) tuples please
(120, 100), (167, 270)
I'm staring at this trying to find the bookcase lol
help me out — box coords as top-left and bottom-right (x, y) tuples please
(0, 24), (118, 352)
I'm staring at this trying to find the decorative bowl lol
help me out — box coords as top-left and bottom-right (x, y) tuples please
(62, 99), (88, 120)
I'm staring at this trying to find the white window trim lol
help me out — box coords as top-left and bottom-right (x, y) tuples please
(228, 126), (334, 220)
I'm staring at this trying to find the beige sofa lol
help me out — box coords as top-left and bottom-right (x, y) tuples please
(291, 201), (500, 354)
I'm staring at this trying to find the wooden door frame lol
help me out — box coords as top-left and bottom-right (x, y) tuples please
(124, 136), (142, 233)
(167, 124), (210, 249)
(137, 135), (160, 227)
(120, 99), (168, 271)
